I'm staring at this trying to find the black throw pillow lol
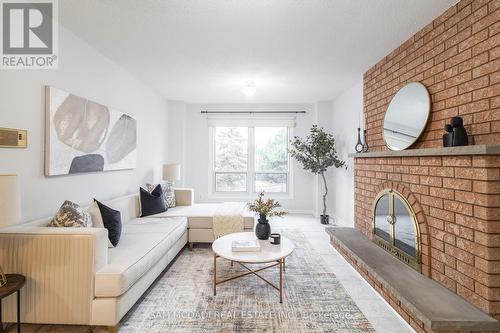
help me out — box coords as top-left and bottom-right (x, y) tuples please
(94, 199), (122, 247)
(140, 185), (167, 217)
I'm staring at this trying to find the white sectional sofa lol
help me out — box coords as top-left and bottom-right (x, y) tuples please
(0, 188), (255, 332)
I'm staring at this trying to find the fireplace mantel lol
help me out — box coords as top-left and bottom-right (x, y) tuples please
(348, 145), (500, 158)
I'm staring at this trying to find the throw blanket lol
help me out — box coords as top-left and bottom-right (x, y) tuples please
(213, 202), (246, 239)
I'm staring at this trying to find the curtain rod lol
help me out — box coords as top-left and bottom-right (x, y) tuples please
(200, 111), (306, 114)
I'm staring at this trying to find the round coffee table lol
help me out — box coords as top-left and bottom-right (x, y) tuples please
(212, 232), (294, 303)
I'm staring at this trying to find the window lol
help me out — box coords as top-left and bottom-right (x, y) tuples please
(214, 127), (248, 192)
(254, 127), (288, 192)
(212, 126), (290, 194)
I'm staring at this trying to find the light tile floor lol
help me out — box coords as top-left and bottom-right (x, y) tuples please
(15, 214), (414, 333)
(272, 214), (414, 333)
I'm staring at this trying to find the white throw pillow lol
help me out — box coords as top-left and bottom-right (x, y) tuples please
(88, 201), (114, 248)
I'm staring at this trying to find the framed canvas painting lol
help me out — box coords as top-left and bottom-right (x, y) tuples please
(45, 86), (137, 176)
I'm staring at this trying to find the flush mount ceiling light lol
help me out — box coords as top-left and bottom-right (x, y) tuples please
(241, 80), (257, 97)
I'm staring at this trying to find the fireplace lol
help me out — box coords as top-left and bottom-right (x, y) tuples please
(373, 189), (421, 272)
(325, 1), (500, 330)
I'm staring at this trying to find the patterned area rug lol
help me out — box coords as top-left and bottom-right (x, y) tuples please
(120, 230), (375, 333)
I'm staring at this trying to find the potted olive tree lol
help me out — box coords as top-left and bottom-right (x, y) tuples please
(289, 125), (346, 224)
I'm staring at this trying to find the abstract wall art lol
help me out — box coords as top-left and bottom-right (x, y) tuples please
(45, 86), (137, 176)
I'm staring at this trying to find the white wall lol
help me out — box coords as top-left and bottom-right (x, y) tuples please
(167, 103), (317, 213)
(166, 100), (187, 186)
(0, 26), (168, 222)
(329, 80), (363, 226)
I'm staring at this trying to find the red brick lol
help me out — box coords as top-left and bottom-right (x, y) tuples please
(473, 58), (500, 78)
(458, 76), (490, 94)
(456, 214), (490, 232)
(419, 176), (442, 187)
(473, 83), (500, 100)
(458, 99), (490, 115)
(445, 243), (475, 265)
(471, 7), (500, 34)
(443, 178), (472, 191)
(444, 199), (474, 216)
(429, 186), (455, 199)
(472, 156), (500, 167)
(430, 207), (455, 222)
(474, 180), (500, 194)
(445, 266), (475, 290)
(454, 167), (474, 179)
(443, 156), (472, 166)
(409, 166), (429, 175)
(419, 157), (442, 166)
(459, 28), (489, 52)
(456, 284), (490, 313)
(402, 174), (420, 184)
(428, 166), (454, 177)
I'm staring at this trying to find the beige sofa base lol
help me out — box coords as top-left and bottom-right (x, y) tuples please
(189, 227), (254, 247)
(153, 198), (256, 246)
(187, 215), (255, 246)
(91, 230), (188, 326)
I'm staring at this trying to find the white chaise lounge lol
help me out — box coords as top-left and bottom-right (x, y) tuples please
(155, 190), (254, 248)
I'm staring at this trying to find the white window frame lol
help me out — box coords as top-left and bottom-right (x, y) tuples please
(208, 126), (294, 200)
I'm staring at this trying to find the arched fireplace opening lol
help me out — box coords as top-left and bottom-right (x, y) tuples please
(373, 189), (421, 272)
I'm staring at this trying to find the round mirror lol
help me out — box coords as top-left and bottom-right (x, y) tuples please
(383, 82), (430, 151)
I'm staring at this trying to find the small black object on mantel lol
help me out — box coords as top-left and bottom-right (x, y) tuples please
(362, 129), (369, 152)
(443, 116), (469, 147)
(355, 128), (364, 153)
(443, 124), (453, 147)
(355, 128), (369, 153)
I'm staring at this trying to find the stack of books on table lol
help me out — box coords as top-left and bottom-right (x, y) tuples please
(231, 240), (261, 252)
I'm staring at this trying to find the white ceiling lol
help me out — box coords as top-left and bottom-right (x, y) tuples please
(60, 0), (459, 104)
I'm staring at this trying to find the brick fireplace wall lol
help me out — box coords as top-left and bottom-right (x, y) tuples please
(364, 0), (500, 151)
(354, 155), (500, 317)
(353, 0), (500, 320)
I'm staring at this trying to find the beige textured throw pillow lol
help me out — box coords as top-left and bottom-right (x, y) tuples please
(48, 200), (91, 228)
(146, 183), (175, 208)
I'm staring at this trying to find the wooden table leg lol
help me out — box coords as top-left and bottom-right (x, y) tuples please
(213, 254), (217, 296)
(279, 258), (283, 303)
(17, 290), (20, 333)
(0, 298), (4, 333)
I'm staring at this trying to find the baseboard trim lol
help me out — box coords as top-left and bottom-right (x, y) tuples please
(287, 210), (314, 215)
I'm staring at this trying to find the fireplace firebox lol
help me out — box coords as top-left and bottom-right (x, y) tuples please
(373, 189), (421, 271)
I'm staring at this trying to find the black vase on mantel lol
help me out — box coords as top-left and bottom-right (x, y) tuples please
(443, 116), (469, 147)
(255, 214), (271, 240)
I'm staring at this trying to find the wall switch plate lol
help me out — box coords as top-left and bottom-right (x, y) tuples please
(0, 128), (28, 148)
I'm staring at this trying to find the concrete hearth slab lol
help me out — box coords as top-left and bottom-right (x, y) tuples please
(347, 144), (500, 158)
(326, 227), (500, 332)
